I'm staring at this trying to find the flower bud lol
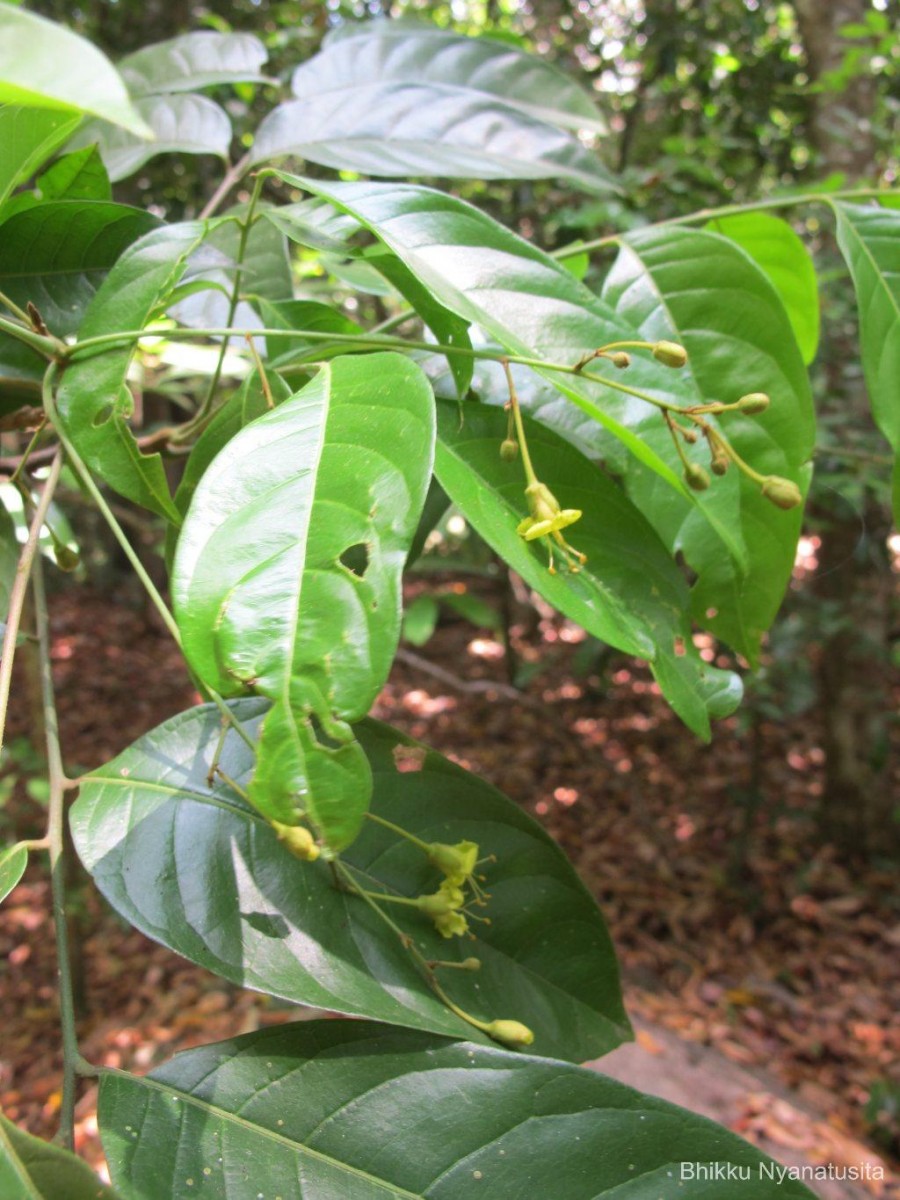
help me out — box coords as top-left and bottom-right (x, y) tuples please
(610, 351), (631, 369)
(737, 392), (770, 415)
(54, 544), (80, 571)
(271, 821), (320, 862)
(684, 462), (710, 491)
(710, 450), (729, 476)
(499, 438), (519, 461)
(485, 1019), (535, 1048)
(428, 840), (479, 886)
(761, 475), (802, 510)
(681, 427), (699, 444)
(653, 340), (688, 369)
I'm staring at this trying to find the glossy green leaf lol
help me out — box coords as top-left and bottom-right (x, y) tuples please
(300, 20), (607, 134)
(257, 298), (364, 366)
(0, 843), (27, 905)
(0, 1110), (118, 1199)
(118, 31), (267, 97)
(435, 400), (741, 738)
(55, 222), (209, 520)
(172, 354), (435, 843)
(0, 201), (160, 336)
(71, 702), (630, 1062)
(252, 94), (616, 194)
(833, 201), (900, 518)
(264, 197), (364, 257)
(286, 177), (762, 606)
(706, 212), (819, 365)
(34, 145), (110, 202)
(206, 203), (293, 304)
(99, 1022), (816, 1200)
(603, 227), (815, 661)
(0, 9), (151, 136)
(0, 106), (81, 213)
(70, 94), (231, 182)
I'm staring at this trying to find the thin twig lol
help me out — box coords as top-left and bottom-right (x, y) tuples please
(395, 646), (543, 709)
(198, 151), (252, 221)
(0, 451), (63, 758)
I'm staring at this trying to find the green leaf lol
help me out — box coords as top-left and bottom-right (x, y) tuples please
(402, 593), (439, 645)
(117, 31), (267, 97)
(706, 212), (820, 365)
(0, 843), (27, 904)
(71, 702), (630, 1062)
(205, 203), (293, 303)
(171, 354), (435, 843)
(34, 145), (110, 202)
(435, 400), (740, 738)
(0, 8), (151, 136)
(302, 20), (607, 134)
(70, 94), (231, 182)
(54, 222), (209, 520)
(98, 1022), (817, 1200)
(603, 227), (815, 662)
(0, 201), (160, 336)
(0, 501), (18, 622)
(0, 106), (81, 214)
(833, 201), (900, 517)
(0, 1109), (118, 1199)
(251, 93), (616, 194)
(256, 298), (364, 366)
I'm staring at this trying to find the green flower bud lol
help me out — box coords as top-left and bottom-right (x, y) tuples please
(500, 438), (519, 461)
(610, 351), (631, 369)
(54, 544), (80, 572)
(653, 340), (688, 369)
(681, 427), (699, 444)
(761, 475), (802, 510)
(428, 840), (479, 886)
(684, 462), (711, 491)
(737, 392), (770, 415)
(485, 1019), (535, 1048)
(710, 451), (729, 476)
(271, 821), (320, 862)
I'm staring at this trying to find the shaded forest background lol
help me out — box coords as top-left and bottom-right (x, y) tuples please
(2, 0), (899, 1180)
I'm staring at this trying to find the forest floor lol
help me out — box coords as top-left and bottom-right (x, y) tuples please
(1, 580), (898, 1195)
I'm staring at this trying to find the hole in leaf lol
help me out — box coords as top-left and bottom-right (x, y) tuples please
(340, 543), (370, 578)
(92, 403), (115, 428)
(674, 636), (687, 657)
(392, 744), (427, 773)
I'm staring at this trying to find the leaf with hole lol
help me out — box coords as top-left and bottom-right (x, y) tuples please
(435, 399), (741, 738)
(70, 94), (232, 182)
(705, 212), (819, 366)
(0, 8), (150, 136)
(118, 31), (268, 97)
(71, 701), (630, 1062)
(172, 353), (435, 843)
(54, 222), (210, 521)
(98, 1021), (817, 1200)
(0, 1109), (118, 1199)
(833, 201), (900, 520)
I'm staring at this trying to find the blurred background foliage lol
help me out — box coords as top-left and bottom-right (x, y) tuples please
(16, 0), (900, 861)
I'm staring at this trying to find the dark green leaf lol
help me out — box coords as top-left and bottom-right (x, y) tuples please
(71, 702), (630, 1062)
(706, 213), (819, 365)
(70, 93), (231, 182)
(0, 106), (81, 214)
(0, 1110), (118, 1199)
(55, 222), (209, 520)
(35, 145), (110, 202)
(171, 354), (435, 843)
(0, 844), (27, 905)
(118, 31), (267, 97)
(833, 201), (900, 518)
(0, 9), (151, 136)
(300, 20), (607, 134)
(0, 201), (160, 336)
(251, 94), (616, 194)
(99, 1022), (816, 1200)
(0, 501), (18, 622)
(603, 227), (815, 661)
(435, 400), (741, 737)
(406, 475), (450, 565)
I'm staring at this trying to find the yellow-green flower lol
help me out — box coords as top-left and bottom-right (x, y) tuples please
(416, 880), (470, 938)
(516, 481), (586, 574)
(434, 909), (470, 939)
(428, 840), (479, 887)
